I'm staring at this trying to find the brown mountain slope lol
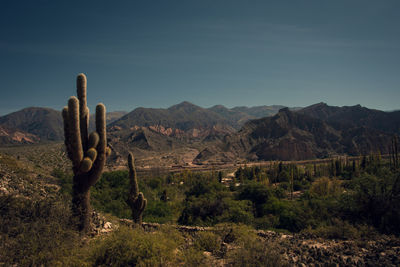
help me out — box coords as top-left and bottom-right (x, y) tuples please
(194, 108), (393, 163)
(0, 108), (127, 144)
(110, 101), (233, 131)
(298, 102), (400, 134)
(0, 107), (63, 141)
(0, 126), (40, 145)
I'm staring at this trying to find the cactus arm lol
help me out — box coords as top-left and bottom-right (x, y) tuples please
(95, 103), (106, 155)
(86, 103), (106, 187)
(67, 96), (84, 172)
(128, 152), (139, 197)
(88, 132), (99, 148)
(126, 152), (147, 225)
(77, 73), (89, 151)
(141, 198), (147, 213)
(137, 192), (147, 212)
(62, 106), (73, 160)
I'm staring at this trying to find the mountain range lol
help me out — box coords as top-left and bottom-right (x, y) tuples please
(109, 101), (289, 131)
(0, 103), (286, 144)
(0, 102), (398, 163)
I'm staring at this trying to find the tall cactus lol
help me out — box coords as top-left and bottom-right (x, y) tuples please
(126, 152), (147, 225)
(62, 73), (109, 232)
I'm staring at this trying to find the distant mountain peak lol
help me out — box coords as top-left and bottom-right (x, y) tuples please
(306, 102), (328, 109)
(278, 107), (290, 113)
(167, 101), (203, 113)
(169, 101), (197, 108)
(210, 104), (227, 110)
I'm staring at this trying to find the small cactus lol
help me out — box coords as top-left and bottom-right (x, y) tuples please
(62, 73), (109, 232)
(126, 152), (147, 225)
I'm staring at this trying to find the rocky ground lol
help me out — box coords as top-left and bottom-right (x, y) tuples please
(0, 153), (60, 198)
(261, 231), (400, 266)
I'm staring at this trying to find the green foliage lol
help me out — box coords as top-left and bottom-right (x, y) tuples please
(309, 177), (343, 198)
(80, 226), (184, 266)
(144, 200), (174, 223)
(53, 155), (400, 236)
(92, 170), (131, 219)
(90, 170), (182, 223)
(214, 224), (285, 266)
(238, 182), (273, 217)
(146, 176), (164, 190)
(52, 168), (73, 197)
(227, 239), (284, 267)
(181, 247), (209, 267)
(179, 179), (253, 226)
(214, 223), (256, 244)
(304, 218), (359, 240)
(194, 231), (222, 254)
(340, 170), (400, 234)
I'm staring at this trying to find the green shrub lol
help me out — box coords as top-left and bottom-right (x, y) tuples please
(215, 223), (285, 266)
(227, 240), (284, 267)
(146, 177), (164, 190)
(340, 171), (400, 235)
(91, 171), (131, 219)
(181, 247), (208, 267)
(253, 215), (279, 230)
(144, 200), (174, 223)
(179, 179), (253, 226)
(82, 225), (183, 266)
(309, 177), (342, 198)
(179, 194), (253, 226)
(194, 231), (221, 254)
(52, 168), (73, 197)
(304, 218), (359, 240)
(214, 223), (256, 244)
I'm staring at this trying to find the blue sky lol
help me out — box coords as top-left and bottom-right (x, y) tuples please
(0, 0), (399, 115)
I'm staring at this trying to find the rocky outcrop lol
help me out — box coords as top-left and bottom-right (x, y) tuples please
(0, 126), (40, 144)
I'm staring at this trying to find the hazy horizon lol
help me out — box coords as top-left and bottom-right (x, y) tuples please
(1, 1), (399, 115)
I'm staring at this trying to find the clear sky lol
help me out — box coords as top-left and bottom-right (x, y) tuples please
(0, 0), (399, 115)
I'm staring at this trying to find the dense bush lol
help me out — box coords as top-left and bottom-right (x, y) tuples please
(91, 170), (131, 219)
(194, 231), (222, 254)
(81, 226), (184, 266)
(340, 169), (400, 234)
(214, 224), (285, 266)
(178, 179), (253, 226)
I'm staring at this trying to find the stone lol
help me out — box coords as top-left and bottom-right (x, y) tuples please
(104, 221), (112, 229)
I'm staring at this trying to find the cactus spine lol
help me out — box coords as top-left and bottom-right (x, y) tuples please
(126, 152), (147, 225)
(62, 73), (108, 232)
